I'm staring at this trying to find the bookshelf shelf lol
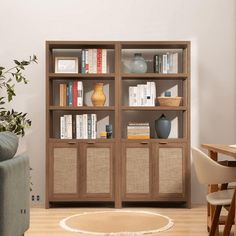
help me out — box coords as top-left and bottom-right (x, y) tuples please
(49, 73), (115, 80)
(49, 106), (115, 111)
(46, 41), (191, 209)
(121, 106), (187, 111)
(121, 73), (188, 80)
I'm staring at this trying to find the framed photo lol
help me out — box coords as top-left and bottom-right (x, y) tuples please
(55, 57), (79, 73)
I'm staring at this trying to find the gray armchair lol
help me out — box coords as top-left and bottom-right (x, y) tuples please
(0, 132), (30, 236)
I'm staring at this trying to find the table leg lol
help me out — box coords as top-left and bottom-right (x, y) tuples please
(208, 150), (219, 236)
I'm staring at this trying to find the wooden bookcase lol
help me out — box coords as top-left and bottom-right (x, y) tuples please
(45, 41), (191, 208)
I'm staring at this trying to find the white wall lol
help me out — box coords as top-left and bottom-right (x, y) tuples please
(0, 0), (235, 204)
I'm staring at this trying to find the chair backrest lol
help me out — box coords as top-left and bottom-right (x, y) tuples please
(192, 147), (236, 185)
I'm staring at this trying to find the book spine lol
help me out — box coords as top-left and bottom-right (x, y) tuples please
(82, 114), (88, 139)
(65, 114), (72, 139)
(77, 81), (83, 106)
(73, 81), (78, 107)
(60, 116), (65, 139)
(162, 54), (168, 74)
(92, 48), (97, 73)
(59, 84), (65, 106)
(91, 114), (97, 139)
(129, 87), (133, 106)
(133, 86), (137, 106)
(146, 82), (151, 106)
(72, 115), (76, 139)
(87, 114), (92, 139)
(88, 49), (93, 73)
(102, 49), (107, 73)
(150, 82), (156, 106)
(68, 81), (73, 106)
(76, 115), (80, 139)
(85, 49), (89, 73)
(172, 52), (178, 73)
(81, 49), (86, 74)
(97, 48), (102, 73)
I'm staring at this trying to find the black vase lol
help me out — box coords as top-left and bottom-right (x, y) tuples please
(155, 114), (171, 139)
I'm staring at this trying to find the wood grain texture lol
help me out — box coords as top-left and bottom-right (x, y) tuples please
(25, 206), (225, 236)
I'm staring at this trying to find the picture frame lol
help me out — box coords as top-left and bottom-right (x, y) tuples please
(55, 57), (79, 73)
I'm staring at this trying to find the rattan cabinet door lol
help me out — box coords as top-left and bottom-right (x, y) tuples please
(122, 143), (152, 200)
(81, 142), (113, 199)
(49, 143), (79, 200)
(154, 143), (186, 200)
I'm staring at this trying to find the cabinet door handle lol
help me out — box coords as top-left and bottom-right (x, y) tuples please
(68, 141), (76, 144)
(159, 141), (167, 144)
(87, 141), (95, 144)
(141, 141), (148, 144)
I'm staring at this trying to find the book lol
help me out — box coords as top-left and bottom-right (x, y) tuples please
(102, 49), (107, 73)
(77, 81), (83, 106)
(73, 81), (78, 107)
(59, 83), (67, 106)
(67, 81), (73, 106)
(60, 116), (65, 139)
(97, 49), (102, 73)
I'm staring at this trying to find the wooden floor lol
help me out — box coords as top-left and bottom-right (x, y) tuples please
(25, 205), (233, 236)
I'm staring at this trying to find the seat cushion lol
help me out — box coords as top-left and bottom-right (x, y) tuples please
(207, 189), (234, 205)
(0, 132), (19, 162)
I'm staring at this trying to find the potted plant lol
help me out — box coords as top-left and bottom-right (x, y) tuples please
(0, 55), (37, 136)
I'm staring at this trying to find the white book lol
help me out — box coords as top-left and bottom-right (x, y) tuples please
(102, 49), (107, 73)
(129, 87), (134, 106)
(143, 84), (147, 106)
(65, 115), (72, 139)
(172, 52), (178, 73)
(88, 49), (93, 73)
(82, 114), (88, 139)
(137, 84), (142, 106)
(150, 82), (156, 106)
(60, 116), (65, 139)
(77, 81), (83, 106)
(85, 49), (89, 73)
(91, 114), (97, 139)
(146, 82), (152, 106)
(162, 54), (168, 74)
(133, 86), (138, 106)
(92, 48), (97, 73)
(76, 115), (83, 139)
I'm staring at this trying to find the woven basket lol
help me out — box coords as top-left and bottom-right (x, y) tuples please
(157, 97), (182, 107)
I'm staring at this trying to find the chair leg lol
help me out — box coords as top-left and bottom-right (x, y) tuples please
(209, 205), (222, 236)
(223, 192), (235, 236)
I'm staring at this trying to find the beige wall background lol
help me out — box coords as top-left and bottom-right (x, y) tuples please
(0, 0), (235, 204)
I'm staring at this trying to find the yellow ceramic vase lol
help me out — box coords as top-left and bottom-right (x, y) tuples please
(91, 83), (106, 106)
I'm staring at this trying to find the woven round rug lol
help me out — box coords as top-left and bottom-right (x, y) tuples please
(60, 210), (174, 235)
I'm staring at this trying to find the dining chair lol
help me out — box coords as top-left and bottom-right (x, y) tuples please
(192, 147), (236, 236)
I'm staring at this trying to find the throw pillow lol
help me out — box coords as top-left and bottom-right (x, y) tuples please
(0, 132), (19, 162)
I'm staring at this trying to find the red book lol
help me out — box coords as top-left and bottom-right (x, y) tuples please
(97, 48), (102, 73)
(73, 81), (78, 106)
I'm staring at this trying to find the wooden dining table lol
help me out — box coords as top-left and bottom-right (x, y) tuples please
(201, 144), (236, 235)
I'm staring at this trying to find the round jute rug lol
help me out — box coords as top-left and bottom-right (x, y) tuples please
(60, 210), (174, 235)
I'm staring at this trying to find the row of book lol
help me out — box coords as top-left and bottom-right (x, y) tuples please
(154, 52), (178, 74)
(129, 82), (156, 106)
(59, 81), (83, 107)
(60, 114), (97, 139)
(81, 49), (107, 74)
(127, 122), (150, 139)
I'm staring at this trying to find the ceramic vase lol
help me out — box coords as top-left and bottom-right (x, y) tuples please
(155, 114), (171, 139)
(131, 53), (147, 73)
(91, 83), (106, 106)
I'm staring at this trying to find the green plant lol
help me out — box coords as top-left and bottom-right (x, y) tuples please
(0, 55), (37, 136)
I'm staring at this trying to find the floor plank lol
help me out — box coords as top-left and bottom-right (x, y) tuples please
(25, 205), (233, 236)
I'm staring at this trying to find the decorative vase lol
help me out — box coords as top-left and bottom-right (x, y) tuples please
(131, 53), (147, 73)
(91, 82), (106, 106)
(155, 114), (171, 139)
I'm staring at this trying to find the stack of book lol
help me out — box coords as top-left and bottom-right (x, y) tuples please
(59, 81), (83, 107)
(60, 114), (97, 139)
(127, 122), (150, 139)
(81, 49), (107, 73)
(154, 52), (178, 74)
(129, 82), (156, 106)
